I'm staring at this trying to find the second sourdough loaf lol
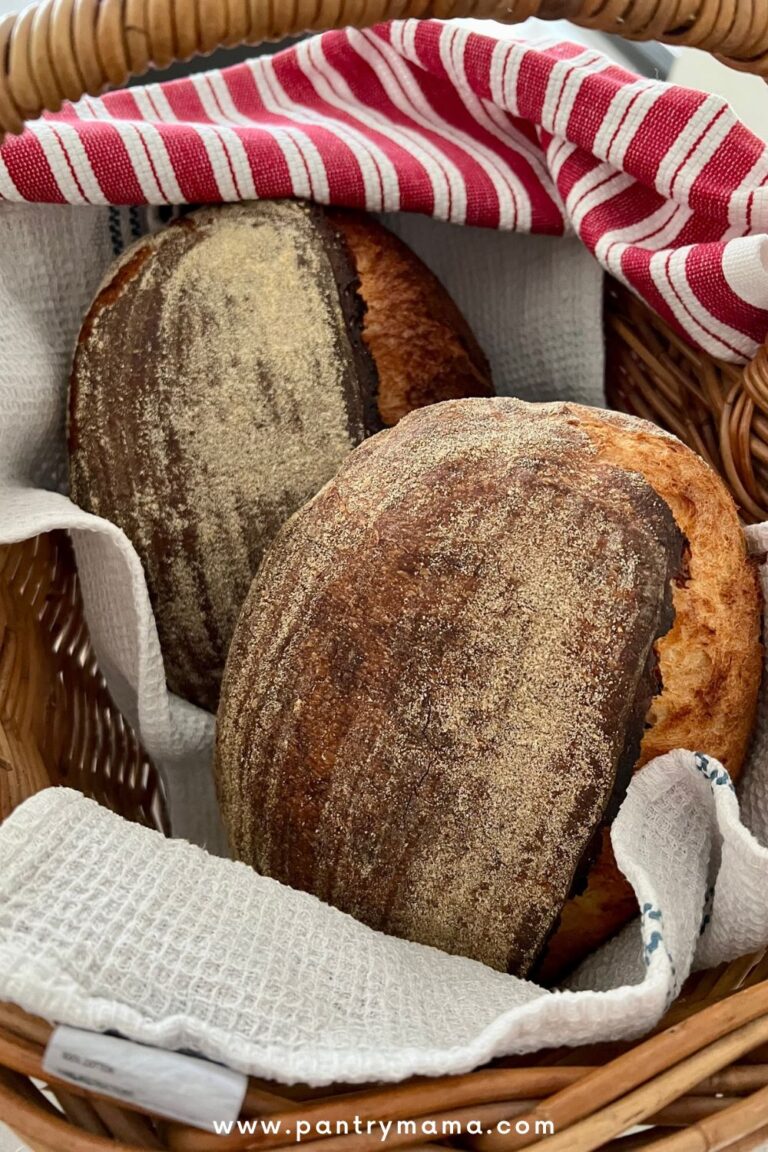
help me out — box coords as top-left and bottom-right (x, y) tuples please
(68, 202), (492, 712)
(215, 398), (757, 977)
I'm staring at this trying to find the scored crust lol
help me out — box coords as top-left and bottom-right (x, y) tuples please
(536, 405), (763, 983)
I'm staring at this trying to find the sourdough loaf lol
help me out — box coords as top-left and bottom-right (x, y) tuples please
(216, 399), (696, 976)
(69, 202), (492, 711)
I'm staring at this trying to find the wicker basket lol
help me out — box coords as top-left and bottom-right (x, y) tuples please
(2, 1), (768, 1149)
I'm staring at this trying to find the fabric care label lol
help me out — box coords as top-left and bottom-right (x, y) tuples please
(43, 1025), (248, 1132)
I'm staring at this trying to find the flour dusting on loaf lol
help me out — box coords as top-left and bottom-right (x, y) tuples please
(216, 398), (685, 975)
(69, 202), (377, 711)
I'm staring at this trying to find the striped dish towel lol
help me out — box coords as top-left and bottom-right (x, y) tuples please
(1, 19), (767, 364)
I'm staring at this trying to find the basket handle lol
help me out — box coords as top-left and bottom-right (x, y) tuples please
(0, 0), (766, 141)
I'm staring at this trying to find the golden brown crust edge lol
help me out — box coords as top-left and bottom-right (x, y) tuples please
(587, 409), (762, 779)
(329, 210), (494, 425)
(537, 406), (763, 984)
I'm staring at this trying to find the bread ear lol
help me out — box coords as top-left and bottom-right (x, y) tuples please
(538, 408), (762, 983)
(328, 210), (493, 426)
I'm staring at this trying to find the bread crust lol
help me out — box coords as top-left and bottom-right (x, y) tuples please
(69, 202), (376, 712)
(328, 211), (493, 425)
(536, 406), (763, 983)
(216, 398), (685, 975)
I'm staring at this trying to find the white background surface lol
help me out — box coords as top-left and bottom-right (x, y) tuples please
(1, 15), (768, 1152)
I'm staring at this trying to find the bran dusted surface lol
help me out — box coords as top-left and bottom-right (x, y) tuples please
(216, 399), (684, 975)
(69, 202), (376, 712)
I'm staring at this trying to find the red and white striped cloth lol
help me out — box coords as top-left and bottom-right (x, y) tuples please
(1, 19), (768, 363)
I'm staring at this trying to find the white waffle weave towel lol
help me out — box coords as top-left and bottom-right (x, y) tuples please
(2, 722), (768, 1085)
